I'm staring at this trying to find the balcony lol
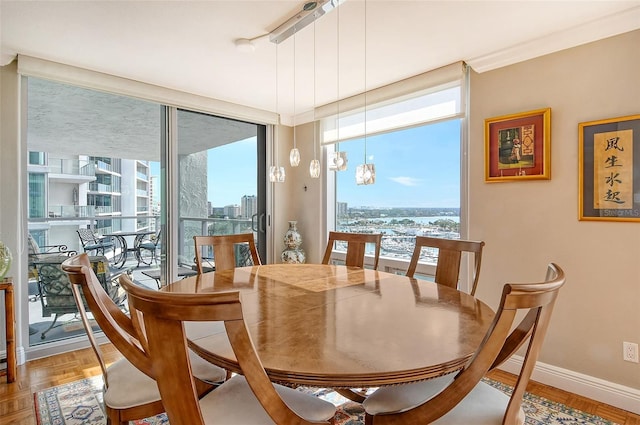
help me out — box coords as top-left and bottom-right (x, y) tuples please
(46, 158), (96, 184)
(47, 205), (95, 218)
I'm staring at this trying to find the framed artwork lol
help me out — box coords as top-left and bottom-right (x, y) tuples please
(484, 108), (551, 182)
(579, 114), (640, 222)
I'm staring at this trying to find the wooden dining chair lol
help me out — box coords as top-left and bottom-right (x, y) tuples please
(406, 236), (485, 296)
(193, 233), (261, 274)
(61, 253), (227, 425)
(119, 276), (337, 425)
(362, 263), (566, 425)
(322, 231), (382, 270)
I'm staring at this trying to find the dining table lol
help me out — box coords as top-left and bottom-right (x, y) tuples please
(104, 230), (154, 268)
(165, 263), (495, 390)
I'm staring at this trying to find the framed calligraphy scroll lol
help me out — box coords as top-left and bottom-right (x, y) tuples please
(485, 108), (551, 182)
(579, 114), (640, 222)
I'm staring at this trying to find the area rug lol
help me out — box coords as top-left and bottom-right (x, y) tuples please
(33, 375), (618, 425)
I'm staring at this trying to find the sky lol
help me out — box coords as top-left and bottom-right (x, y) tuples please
(149, 119), (460, 208)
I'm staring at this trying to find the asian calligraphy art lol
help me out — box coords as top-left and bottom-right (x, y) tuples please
(593, 130), (633, 209)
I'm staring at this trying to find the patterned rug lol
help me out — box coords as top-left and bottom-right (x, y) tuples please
(33, 375), (618, 425)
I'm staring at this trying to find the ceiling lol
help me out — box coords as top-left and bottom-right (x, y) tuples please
(2, 1), (639, 125)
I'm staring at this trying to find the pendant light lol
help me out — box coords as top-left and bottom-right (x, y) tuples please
(309, 18), (321, 179)
(356, 0), (375, 185)
(269, 41), (285, 183)
(289, 30), (301, 167)
(328, 0), (347, 172)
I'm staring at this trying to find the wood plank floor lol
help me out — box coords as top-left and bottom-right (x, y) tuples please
(1, 345), (638, 424)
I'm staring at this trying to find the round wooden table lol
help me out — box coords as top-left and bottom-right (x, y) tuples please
(164, 264), (495, 388)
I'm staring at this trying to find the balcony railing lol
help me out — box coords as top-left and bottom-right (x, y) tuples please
(89, 183), (114, 193)
(47, 205), (95, 218)
(47, 158), (96, 177)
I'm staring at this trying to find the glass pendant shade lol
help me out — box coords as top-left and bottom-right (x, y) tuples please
(309, 159), (321, 178)
(289, 148), (300, 167)
(356, 163), (375, 185)
(269, 165), (286, 183)
(328, 151), (348, 171)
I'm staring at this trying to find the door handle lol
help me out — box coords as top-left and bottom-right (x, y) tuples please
(251, 214), (258, 232)
(259, 213), (266, 233)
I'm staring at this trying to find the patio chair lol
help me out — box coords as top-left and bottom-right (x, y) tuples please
(33, 254), (127, 340)
(77, 228), (114, 257)
(27, 233), (76, 296)
(137, 229), (161, 266)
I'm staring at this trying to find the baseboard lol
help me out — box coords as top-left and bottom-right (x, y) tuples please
(500, 356), (640, 415)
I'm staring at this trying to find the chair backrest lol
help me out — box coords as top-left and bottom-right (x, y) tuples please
(322, 231), (382, 270)
(193, 233), (260, 274)
(382, 263), (565, 424)
(406, 236), (485, 295)
(119, 275), (317, 425)
(61, 253), (153, 382)
(77, 228), (99, 246)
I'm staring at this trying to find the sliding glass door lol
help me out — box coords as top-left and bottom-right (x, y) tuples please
(175, 109), (266, 267)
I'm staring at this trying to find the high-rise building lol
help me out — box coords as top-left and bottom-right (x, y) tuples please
(241, 195), (257, 219)
(337, 202), (348, 218)
(223, 204), (241, 218)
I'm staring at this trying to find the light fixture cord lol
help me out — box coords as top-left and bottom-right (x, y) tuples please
(275, 41), (280, 166)
(336, 0), (340, 155)
(293, 31), (297, 149)
(313, 18), (317, 160)
(364, 0), (368, 165)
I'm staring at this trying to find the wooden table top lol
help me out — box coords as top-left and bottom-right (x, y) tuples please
(164, 263), (495, 388)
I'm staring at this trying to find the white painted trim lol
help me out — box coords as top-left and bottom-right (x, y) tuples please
(499, 356), (640, 415)
(468, 6), (640, 73)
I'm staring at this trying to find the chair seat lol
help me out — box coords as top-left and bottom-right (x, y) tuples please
(363, 378), (523, 425)
(105, 351), (226, 409)
(104, 357), (161, 409)
(199, 375), (336, 424)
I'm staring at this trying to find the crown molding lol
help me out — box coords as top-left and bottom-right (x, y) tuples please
(467, 6), (640, 73)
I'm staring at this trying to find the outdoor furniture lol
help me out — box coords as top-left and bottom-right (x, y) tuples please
(105, 230), (154, 268)
(322, 231), (383, 270)
(406, 236), (485, 295)
(120, 272), (337, 425)
(137, 229), (161, 266)
(27, 233), (76, 281)
(62, 253), (226, 425)
(77, 228), (114, 257)
(362, 263), (565, 425)
(33, 254), (127, 340)
(193, 233), (260, 274)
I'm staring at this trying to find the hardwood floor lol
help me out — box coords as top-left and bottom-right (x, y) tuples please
(1, 345), (638, 424)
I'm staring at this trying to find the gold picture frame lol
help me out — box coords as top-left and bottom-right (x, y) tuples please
(484, 108), (551, 182)
(579, 114), (640, 222)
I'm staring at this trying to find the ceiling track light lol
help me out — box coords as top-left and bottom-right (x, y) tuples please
(269, 0), (342, 44)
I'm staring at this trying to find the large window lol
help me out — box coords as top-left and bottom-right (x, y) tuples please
(323, 68), (466, 270)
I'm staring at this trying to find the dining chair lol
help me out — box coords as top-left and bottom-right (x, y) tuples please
(77, 228), (114, 257)
(406, 236), (485, 295)
(61, 253), (227, 425)
(193, 233), (261, 274)
(362, 263), (566, 425)
(322, 231), (382, 270)
(119, 276), (337, 425)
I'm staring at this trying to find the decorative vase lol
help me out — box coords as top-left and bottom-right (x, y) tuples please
(0, 241), (12, 281)
(281, 221), (306, 264)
